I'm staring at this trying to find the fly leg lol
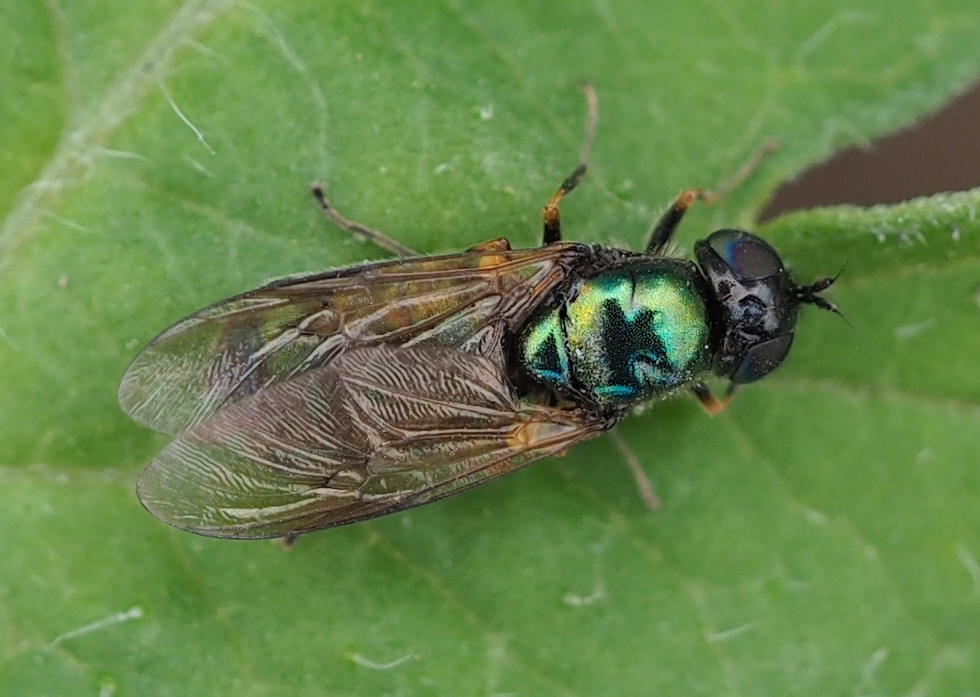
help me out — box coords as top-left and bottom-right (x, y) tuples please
(645, 188), (705, 255)
(644, 139), (779, 254)
(690, 380), (738, 416)
(311, 182), (419, 257)
(609, 429), (660, 511)
(542, 82), (599, 245)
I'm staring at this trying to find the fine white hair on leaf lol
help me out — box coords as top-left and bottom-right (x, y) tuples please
(346, 652), (419, 670)
(957, 544), (980, 594)
(50, 606), (144, 647)
(706, 621), (757, 643)
(159, 80), (216, 155)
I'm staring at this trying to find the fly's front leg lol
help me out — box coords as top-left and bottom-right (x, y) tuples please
(644, 139), (779, 254)
(691, 380), (737, 416)
(542, 82), (599, 245)
(310, 182), (419, 258)
(645, 188), (705, 254)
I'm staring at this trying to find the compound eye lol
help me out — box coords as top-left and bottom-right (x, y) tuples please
(707, 229), (784, 282)
(730, 334), (794, 383)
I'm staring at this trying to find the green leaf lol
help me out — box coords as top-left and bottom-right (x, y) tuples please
(2, 1), (979, 695)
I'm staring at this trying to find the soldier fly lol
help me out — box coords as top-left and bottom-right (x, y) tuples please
(119, 85), (837, 539)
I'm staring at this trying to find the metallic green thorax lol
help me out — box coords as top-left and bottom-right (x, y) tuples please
(519, 259), (714, 407)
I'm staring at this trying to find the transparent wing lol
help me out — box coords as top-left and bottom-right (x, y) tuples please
(120, 243), (589, 435)
(136, 344), (612, 538)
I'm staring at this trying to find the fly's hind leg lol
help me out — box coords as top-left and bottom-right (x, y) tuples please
(542, 82), (599, 245)
(312, 185), (513, 257)
(311, 182), (418, 258)
(644, 139), (779, 255)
